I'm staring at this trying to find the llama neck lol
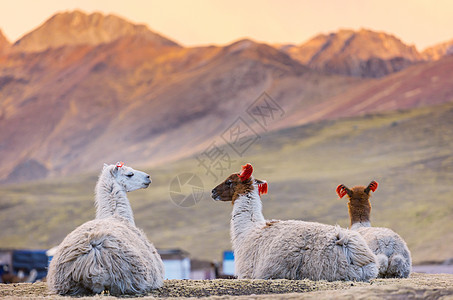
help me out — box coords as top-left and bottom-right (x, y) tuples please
(348, 202), (371, 229)
(350, 221), (371, 230)
(230, 189), (266, 246)
(95, 172), (135, 225)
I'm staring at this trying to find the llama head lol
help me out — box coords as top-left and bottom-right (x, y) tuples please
(336, 181), (378, 225)
(211, 163), (268, 203)
(336, 181), (378, 201)
(104, 162), (151, 192)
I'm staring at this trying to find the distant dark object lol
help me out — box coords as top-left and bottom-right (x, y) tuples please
(447, 45), (453, 56)
(12, 249), (48, 280)
(1, 265), (37, 283)
(211, 261), (236, 279)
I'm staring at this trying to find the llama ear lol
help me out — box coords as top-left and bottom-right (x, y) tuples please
(256, 180), (268, 196)
(336, 184), (350, 199)
(110, 166), (119, 176)
(110, 162), (124, 176)
(238, 163), (253, 182)
(103, 163), (108, 170)
(365, 181), (378, 194)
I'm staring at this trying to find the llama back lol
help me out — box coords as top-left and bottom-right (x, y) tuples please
(355, 226), (411, 278)
(47, 217), (164, 295)
(235, 220), (378, 281)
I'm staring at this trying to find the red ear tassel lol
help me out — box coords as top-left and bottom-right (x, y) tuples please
(336, 185), (347, 198)
(369, 181), (378, 192)
(116, 162), (124, 168)
(258, 182), (268, 195)
(238, 163), (253, 181)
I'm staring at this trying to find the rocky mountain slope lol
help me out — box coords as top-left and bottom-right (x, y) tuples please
(12, 10), (179, 52)
(280, 29), (423, 78)
(0, 29), (10, 54)
(422, 39), (453, 60)
(277, 55), (453, 128)
(0, 11), (453, 184)
(0, 12), (360, 183)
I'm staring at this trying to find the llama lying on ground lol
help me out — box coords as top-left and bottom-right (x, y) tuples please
(47, 162), (164, 295)
(336, 181), (412, 278)
(211, 163), (378, 281)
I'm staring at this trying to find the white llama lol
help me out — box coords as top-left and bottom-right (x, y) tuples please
(211, 163), (379, 281)
(336, 181), (412, 278)
(47, 162), (164, 295)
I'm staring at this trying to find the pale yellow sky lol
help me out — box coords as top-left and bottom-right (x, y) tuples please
(0, 0), (452, 50)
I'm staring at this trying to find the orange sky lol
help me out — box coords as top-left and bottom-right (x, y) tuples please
(0, 0), (452, 50)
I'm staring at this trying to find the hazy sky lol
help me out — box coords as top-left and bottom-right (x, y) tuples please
(0, 0), (452, 50)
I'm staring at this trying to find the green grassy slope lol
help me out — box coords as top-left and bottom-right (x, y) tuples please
(1, 102), (452, 264)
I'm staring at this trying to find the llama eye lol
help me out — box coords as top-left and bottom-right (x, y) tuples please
(226, 180), (232, 186)
(126, 173), (134, 178)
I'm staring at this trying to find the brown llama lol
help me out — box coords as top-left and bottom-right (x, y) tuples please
(336, 181), (412, 278)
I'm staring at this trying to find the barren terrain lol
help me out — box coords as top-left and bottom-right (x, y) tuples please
(1, 273), (452, 299)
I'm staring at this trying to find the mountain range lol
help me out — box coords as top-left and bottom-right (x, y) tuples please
(0, 10), (452, 184)
(422, 38), (453, 60)
(279, 29), (425, 78)
(13, 10), (179, 52)
(0, 30), (11, 54)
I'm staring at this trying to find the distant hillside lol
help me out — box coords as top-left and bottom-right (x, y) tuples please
(13, 10), (179, 52)
(1, 102), (452, 264)
(277, 55), (453, 128)
(0, 29), (10, 54)
(0, 16), (359, 183)
(422, 39), (453, 60)
(280, 29), (422, 78)
(1, 11), (453, 185)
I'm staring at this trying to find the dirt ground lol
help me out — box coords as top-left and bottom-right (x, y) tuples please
(1, 273), (452, 299)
